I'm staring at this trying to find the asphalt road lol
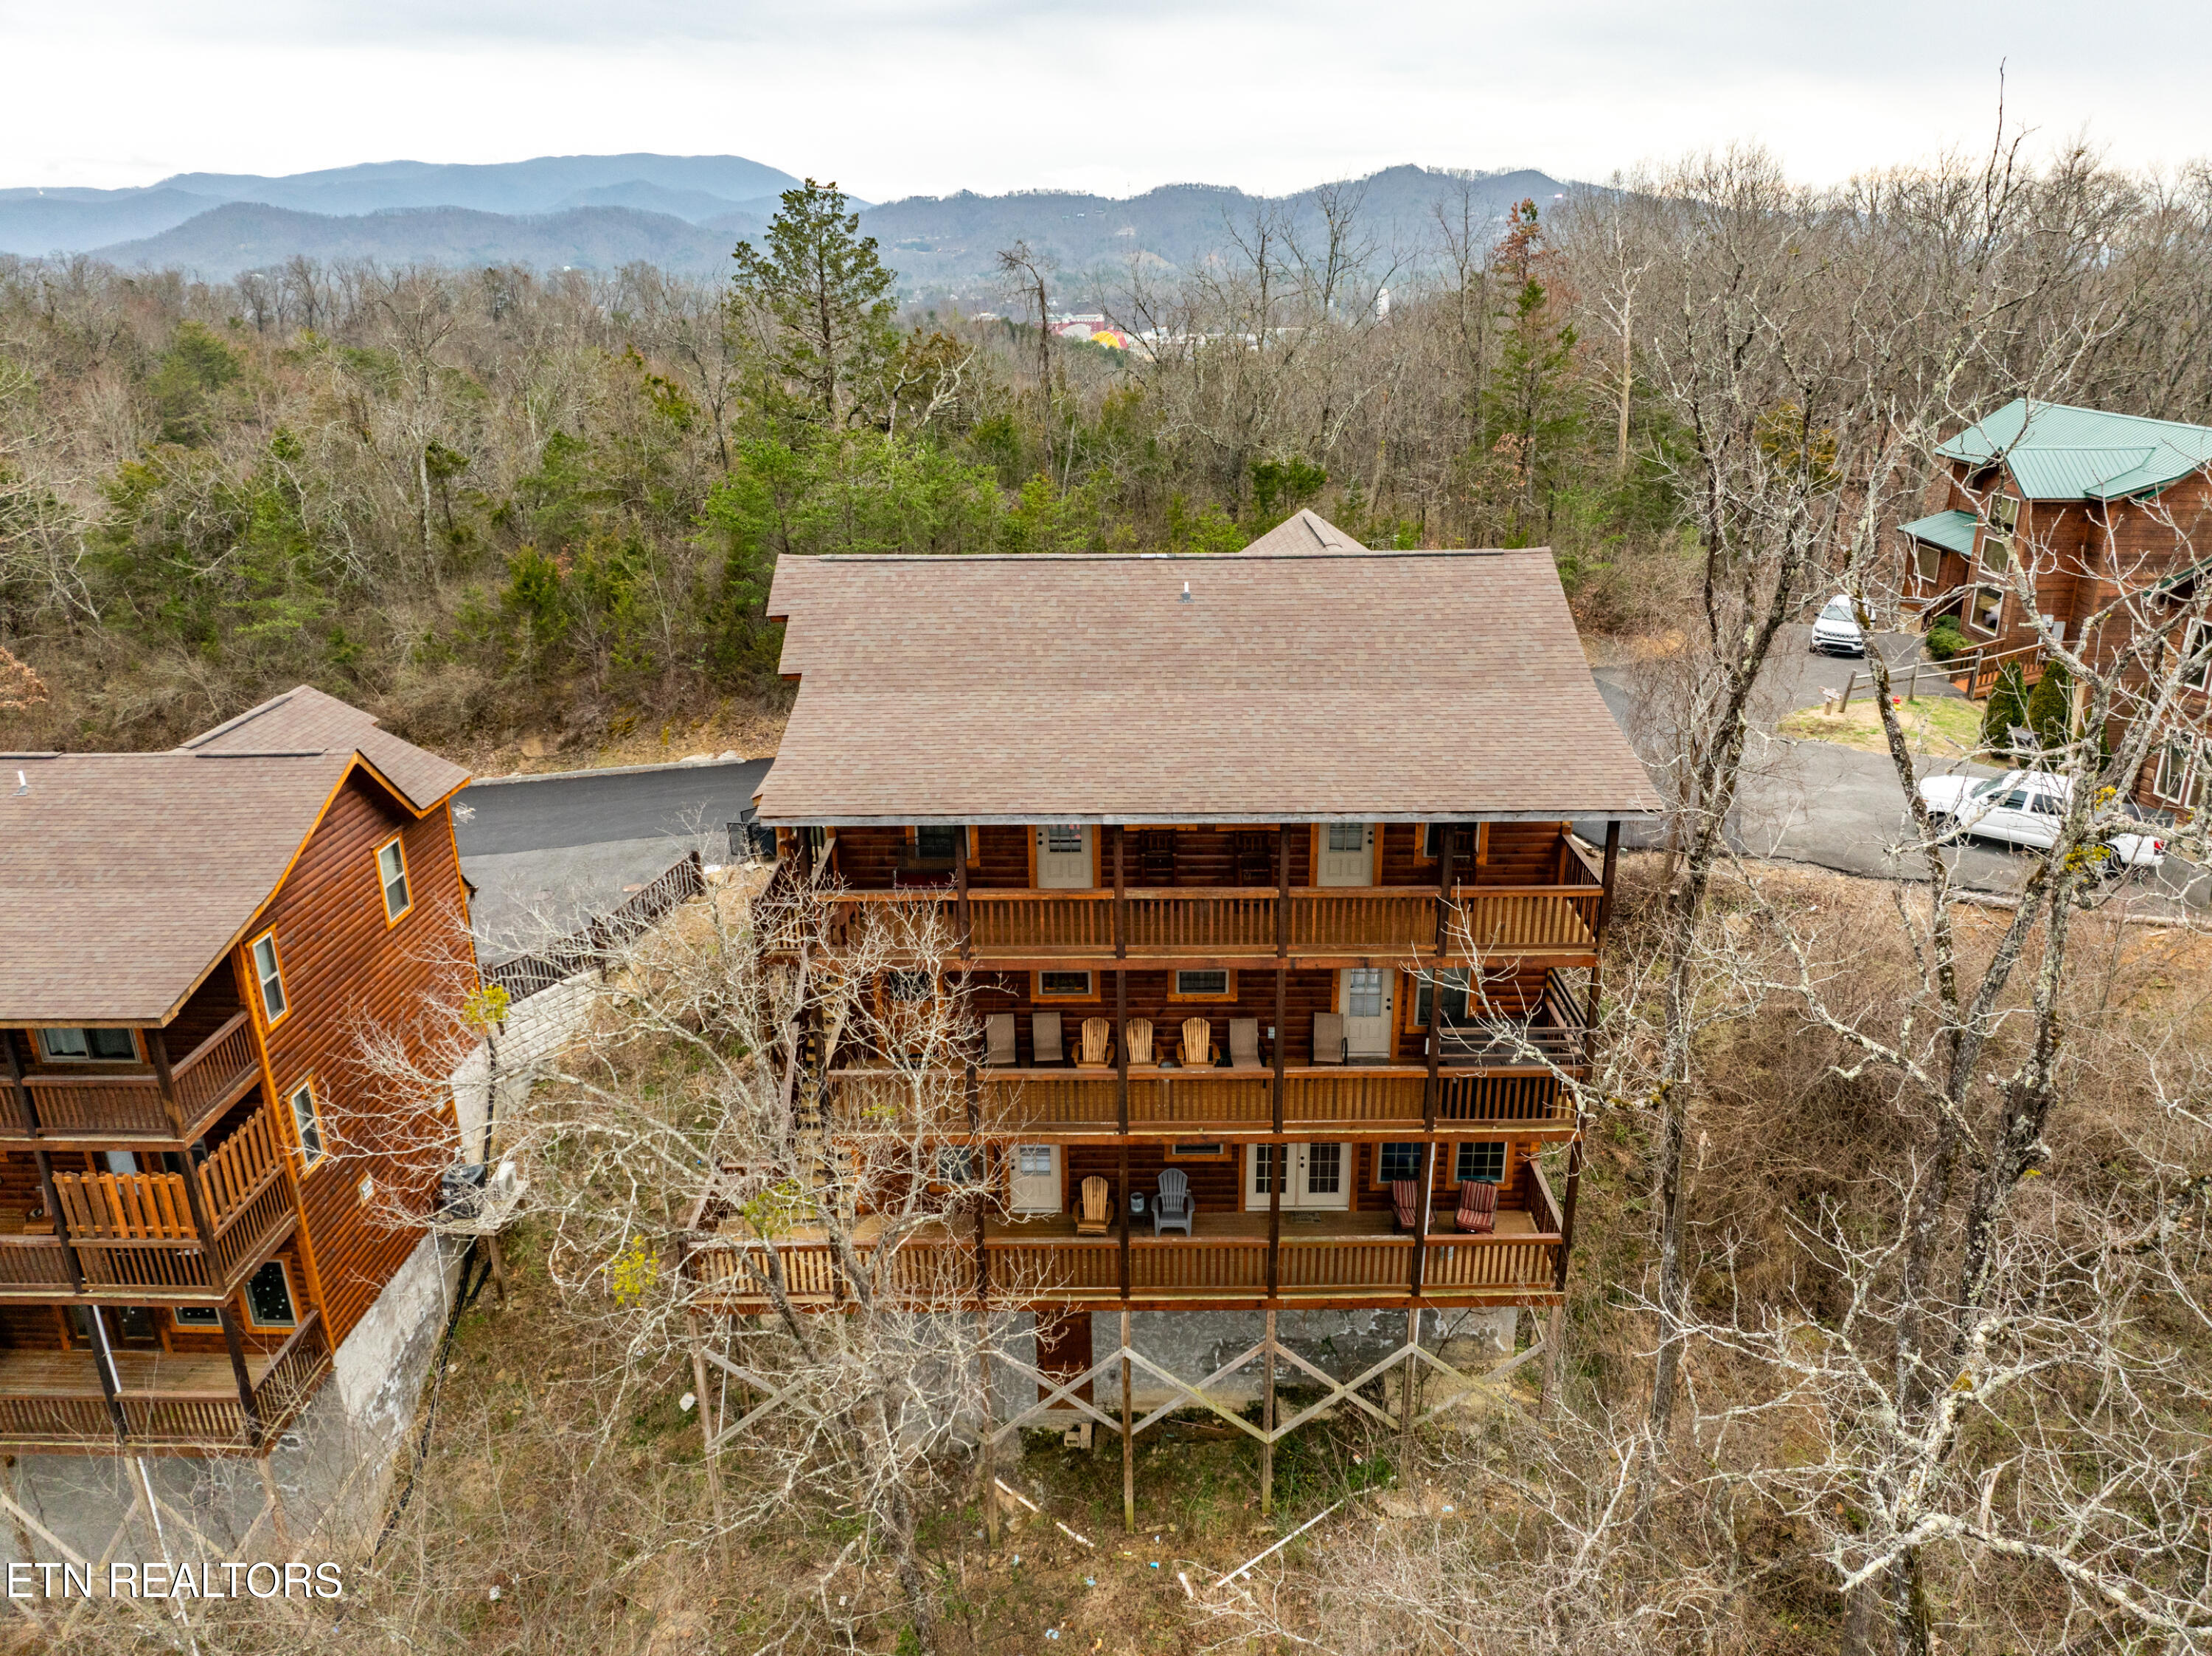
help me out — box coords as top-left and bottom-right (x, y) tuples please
(453, 757), (771, 953)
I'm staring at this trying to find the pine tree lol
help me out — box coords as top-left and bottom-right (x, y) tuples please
(2023, 660), (2073, 756)
(1980, 663), (2028, 758)
(730, 180), (897, 428)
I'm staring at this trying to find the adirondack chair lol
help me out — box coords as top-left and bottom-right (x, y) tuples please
(1076, 1175), (1113, 1236)
(1154, 1169), (1194, 1236)
(1179, 1017), (1213, 1068)
(983, 1013), (1018, 1067)
(1124, 1018), (1155, 1065)
(1389, 1178), (1421, 1233)
(1455, 1177), (1498, 1235)
(1032, 1010), (1065, 1065)
(1077, 1017), (1113, 1068)
(1228, 1017), (1264, 1071)
(1312, 1012), (1346, 1065)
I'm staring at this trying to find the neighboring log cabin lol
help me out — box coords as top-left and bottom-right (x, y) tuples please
(0, 687), (473, 1455)
(688, 521), (1658, 1320)
(1901, 399), (2212, 808)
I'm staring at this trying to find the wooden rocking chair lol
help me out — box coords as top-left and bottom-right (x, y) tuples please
(1077, 1016), (1113, 1068)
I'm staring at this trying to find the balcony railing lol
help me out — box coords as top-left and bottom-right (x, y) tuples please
(14, 1012), (261, 1141)
(823, 1063), (1577, 1135)
(689, 1214), (1564, 1310)
(827, 885), (1601, 959)
(0, 1311), (330, 1453)
(32, 1107), (296, 1296)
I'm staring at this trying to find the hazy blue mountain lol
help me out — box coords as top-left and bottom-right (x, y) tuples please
(93, 202), (743, 276)
(860, 166), (1573, 293)
(0, 187), (220, 256)
(554, 181), (761, 222)
(153, 153), (812, 218)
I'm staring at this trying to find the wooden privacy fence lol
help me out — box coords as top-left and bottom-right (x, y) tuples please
(484, 850), (706, 1001)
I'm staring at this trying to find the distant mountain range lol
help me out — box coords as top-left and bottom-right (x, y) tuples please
(0, 153), (1573, 291)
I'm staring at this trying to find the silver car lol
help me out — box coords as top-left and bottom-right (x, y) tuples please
(1916, 769), (2166, 869)
(1809, 594), (1866, 657)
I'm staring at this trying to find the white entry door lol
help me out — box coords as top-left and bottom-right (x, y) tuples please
(1035, 824), (1093, 888)
(1339, 967), (1394, 1060)
(1010, 1144), (1061, 1213)
(1317, 822), (1375, 886)
(1245, 1142), (1352, 1211)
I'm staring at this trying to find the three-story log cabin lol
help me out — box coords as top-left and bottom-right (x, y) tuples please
(686, 522), (1658, 1318)
(0, 687), (473, 1455)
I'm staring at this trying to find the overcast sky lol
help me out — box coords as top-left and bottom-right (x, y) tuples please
(6, 1), (2209, 198)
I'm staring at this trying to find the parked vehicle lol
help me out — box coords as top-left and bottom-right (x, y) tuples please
(1809, 594), (1867, 656)
(1916, 769), (2166, 869)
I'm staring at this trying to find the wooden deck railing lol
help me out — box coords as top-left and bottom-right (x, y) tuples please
(0, 1236), (72, 1290)
(689, 1222), (1565, 1309)
(15, 1012), (260, 1140)
(830, 884), (1599, 959)
(820, 1060), (1579, 1135)
(46, 1104), (296, 1293)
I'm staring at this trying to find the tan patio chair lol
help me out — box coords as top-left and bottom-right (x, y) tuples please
(1031, 1010), (1065, 1065)
(1179, 1016), (1212, 1068)
(1228, 1017), (1263, 1071)
(1124, 1018), (1154, 1065)
(1077, 1016), (1113, 1068)
(1075, 1175), (1113, 1236)
(984, 1013), (1018, 1067)
(1312, 1012), (1345, 1065)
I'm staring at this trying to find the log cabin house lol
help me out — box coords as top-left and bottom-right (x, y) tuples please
(1901, 399), (2212, 809)
(685, 524), (1658, 1323)
(0, 687), (473, 1455)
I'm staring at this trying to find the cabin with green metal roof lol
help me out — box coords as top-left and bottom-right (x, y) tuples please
(1905, 398), (2212, 808)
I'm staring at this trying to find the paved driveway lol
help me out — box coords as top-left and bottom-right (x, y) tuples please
(454, 758), (771, 952)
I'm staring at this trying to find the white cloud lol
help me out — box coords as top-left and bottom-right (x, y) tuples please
(1, 0), (2206, 195)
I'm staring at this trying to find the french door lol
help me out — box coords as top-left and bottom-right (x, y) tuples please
(1245, 1142), (1352, 1211)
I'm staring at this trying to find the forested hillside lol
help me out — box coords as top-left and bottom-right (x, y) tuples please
(6, 153), (2212, 762)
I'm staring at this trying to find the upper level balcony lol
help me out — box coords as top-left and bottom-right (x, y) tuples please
(787, 822), (1614, 968)
(7, 1012), (262, 1147)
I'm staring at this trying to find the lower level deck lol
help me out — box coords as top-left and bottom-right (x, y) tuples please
(689, 1204), (1564, 1313)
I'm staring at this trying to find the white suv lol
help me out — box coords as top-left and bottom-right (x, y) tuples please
(1917, 770), (2166, 869)
(1809, 595), (1866, 657)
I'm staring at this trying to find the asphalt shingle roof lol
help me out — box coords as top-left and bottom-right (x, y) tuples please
(758, 549), (1659, 825)
(1, 687), (467, 1025)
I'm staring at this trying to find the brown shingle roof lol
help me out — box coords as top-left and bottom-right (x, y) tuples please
(1237, 509), (1368, 554)
(181, 685), (469, 810)
(759, 549), (1658, 824)
(1, 688), (469, 1025)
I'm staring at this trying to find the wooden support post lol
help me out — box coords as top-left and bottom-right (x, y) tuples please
(1113, 826), (1127, 959)
(1597, 819), (1622, 942)
(1434, 822), (1457, 953)
(978, 1307), (1001, 1545)
(1541, 1303), (1566, 1419)
(483, 1232), (511, 1307)
(1260, 1308), (1277, 1517)
(1116, 969), (1129, 1133)
(1266, 1147), (1283, 1299)
(686, 1313), (726, 1557)
(1120, 1306), (1135, 1534)
(1558, 1134), (1586, 1294)
(1273, 824), (1289, 1135)
(4, 1035), (83, 1290)
(953, 823), (971, 958)
(1118, 1144), (1131, 1298)
(1423, 967), (1441, 1134)
(1400, 1307), (1419, 1457)
(973, 1204), (989, 1303)
(1408, 1140), (1433, 1296)
(217, 1304), (263, 1445)
(1838, 669), (1857, 712)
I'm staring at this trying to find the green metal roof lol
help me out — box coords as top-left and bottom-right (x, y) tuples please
(1936, 399), (2212, 501)
(1899, 508), (1978, 557)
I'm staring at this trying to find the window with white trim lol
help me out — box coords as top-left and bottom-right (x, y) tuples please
(1036, 970), (1094, 999)
(1326, 823), (1366, 854)
(375, 836), (412, 922)
(1171, 969), (1234, 1001)
(2180, 619), (2212, 692)
(287, 1078), (326, 1168)
(1981, 496), (2018, 575)
(1969, 585), (2006, 636)
(2154, 738), (2209, 810)
(244, 1259), (297, 1329)
(250, 931), (288, 1023)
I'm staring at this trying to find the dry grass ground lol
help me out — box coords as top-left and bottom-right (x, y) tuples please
(1775, 692), (1986, 756)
